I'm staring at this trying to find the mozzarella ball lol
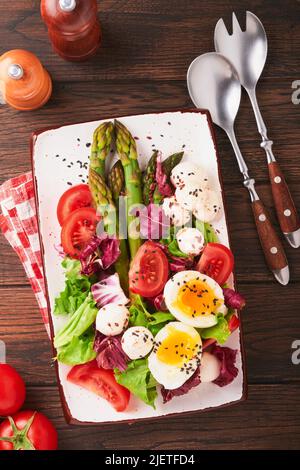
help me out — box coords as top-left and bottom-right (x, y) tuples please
(176, 227), (204, 256)
(175, 183), (203, 211)
(162, 196), (191, 227)
(171, 162), (210, 189)
(121, 326), (154, 360)
(200, 352), (221, 383)
(96, 303), (129, 336)
(193, 189), (221, 223)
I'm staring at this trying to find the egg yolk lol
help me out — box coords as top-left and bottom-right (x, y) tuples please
(173, 279), (222, 318)
(157, 327), (200, 366)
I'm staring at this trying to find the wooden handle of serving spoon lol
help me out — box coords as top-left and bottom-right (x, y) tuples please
(252, 199), (288, 276)
(268, 161), (300, 237)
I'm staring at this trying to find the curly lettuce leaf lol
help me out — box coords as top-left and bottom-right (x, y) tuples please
(129, 295), (174, 335)
(54, 294), (98, 349)
(54, 258), (96, 316)
(114, 358), (157, 408)
(195, 221), (219, 244)
(56, 327), (96, 365)
(200, 313), (231, 345)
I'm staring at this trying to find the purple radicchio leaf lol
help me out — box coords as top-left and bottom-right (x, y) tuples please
(80, 235), (121, 275)
(152, 241), (194, 273)
(94, 331), (128, 372)
(139, 204), (170, 240)
(210, 345), (238, 387)
(155, 152), (174, 197)
(92, 273), (129, 308)
(161, 368), (201, 403)
(148, 294), (168, 312)
(223, 288), (246, 310)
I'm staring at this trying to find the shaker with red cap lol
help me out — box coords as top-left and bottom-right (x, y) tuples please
(41, 0), (101, 62)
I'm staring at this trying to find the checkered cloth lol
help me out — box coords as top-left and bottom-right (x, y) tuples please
(0, 172), (50, 337)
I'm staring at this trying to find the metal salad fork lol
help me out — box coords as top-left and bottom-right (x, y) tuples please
(214, 11), (300, 248)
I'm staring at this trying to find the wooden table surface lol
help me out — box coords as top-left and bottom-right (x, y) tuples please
(1, 0), (300, 450)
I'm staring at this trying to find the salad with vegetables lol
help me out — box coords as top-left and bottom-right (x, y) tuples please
(53, 120), (246, 412)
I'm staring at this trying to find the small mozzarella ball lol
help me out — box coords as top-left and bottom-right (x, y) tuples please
(200, 352), (221, 383)
(171, 163), (210, 189)
(162, 196), (191, 227)
(96, 303), (129, 336)
(193, 189), (221, 223)
(121, 326), (154, 360)
(176, 227), (204, 256)
(175, 184), (203, 211)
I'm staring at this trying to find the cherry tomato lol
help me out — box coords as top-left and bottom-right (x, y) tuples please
(129, 241), (169, 298)
(0, 364), (26, 416)
(57, 184), (92, 226)
(67, 361), (130, 412)
(61, 207), (99, 258)
(0, 411), (58, 450)
(197, 243), (234, 286)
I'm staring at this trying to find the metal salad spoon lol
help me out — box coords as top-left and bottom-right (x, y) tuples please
(187, 52), (289, 285)
(214, 11), (300, 248)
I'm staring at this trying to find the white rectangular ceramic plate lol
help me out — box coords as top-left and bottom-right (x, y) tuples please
(32, 110), (247, 425)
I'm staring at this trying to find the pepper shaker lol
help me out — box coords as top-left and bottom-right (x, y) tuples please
(41, 0), (101, 62)
(0, 50), (52, 111)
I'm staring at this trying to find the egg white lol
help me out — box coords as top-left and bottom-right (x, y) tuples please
(164, 271), (227, 328)
(148, 322), (202, 390)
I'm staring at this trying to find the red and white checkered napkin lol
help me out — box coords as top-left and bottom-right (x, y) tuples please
(0, 172), (50, 337)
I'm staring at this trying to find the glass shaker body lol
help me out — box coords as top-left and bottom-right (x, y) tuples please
(41, 0), (101, 62)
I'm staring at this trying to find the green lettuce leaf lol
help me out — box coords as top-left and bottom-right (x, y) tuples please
(54, 294), (98, 349)
(200, 313), (231, 344)
(167, 238), (189, 258)
(195, 221), (219, 244)
(114, 358), (157, 408)
(129, 295), (175, 336)
(54, 258), (96, 316)
(56, 327), (96, 365)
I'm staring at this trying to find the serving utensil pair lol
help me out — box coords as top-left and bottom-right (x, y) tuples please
(187, 11), (300, 285)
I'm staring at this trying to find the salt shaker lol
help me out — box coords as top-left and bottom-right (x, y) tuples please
(0, 50), (52, 111)
(41, 0), (101, 62)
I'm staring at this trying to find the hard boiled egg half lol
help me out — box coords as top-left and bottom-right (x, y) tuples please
(164, 270), (227, 328)
(148, 322), (202, 390)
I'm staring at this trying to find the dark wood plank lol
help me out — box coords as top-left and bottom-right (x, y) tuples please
(23, 384), (300, 450)
(0, 79), (299, 185)
(0, 1), (299, 82)
(1, 284), (300, 385)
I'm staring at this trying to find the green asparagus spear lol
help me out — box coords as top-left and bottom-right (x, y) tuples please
(108, 162), (130, 294)
(142, 150), (158, 205)
(114, 120), (143, 259)
(108, 160), (125, 203)
(88, 168), (115, 232)
(162, 151), (184, 177)
(90, 121), (114, 177)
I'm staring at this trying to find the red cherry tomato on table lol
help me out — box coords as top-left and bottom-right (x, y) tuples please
(0, 411), (58, 450)
(0, 364), (26, 416)
(67, 361), (130, 412)
(129, 241), (169, 298)
(197, 243), (234, 286)
(61, 207), (100, 258)
(57, 184), (92, 226)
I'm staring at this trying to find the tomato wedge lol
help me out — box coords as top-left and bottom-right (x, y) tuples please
(196, 243), (234, 286)
(67, 361), (130, 412)
(57, 184), (92, 226)
(61, 207), (99, 258)
(129, 241), (169, 298)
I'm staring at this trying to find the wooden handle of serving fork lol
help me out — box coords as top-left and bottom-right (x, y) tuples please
(268, 162), (300, 234)
(252, 199), (288, 271)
